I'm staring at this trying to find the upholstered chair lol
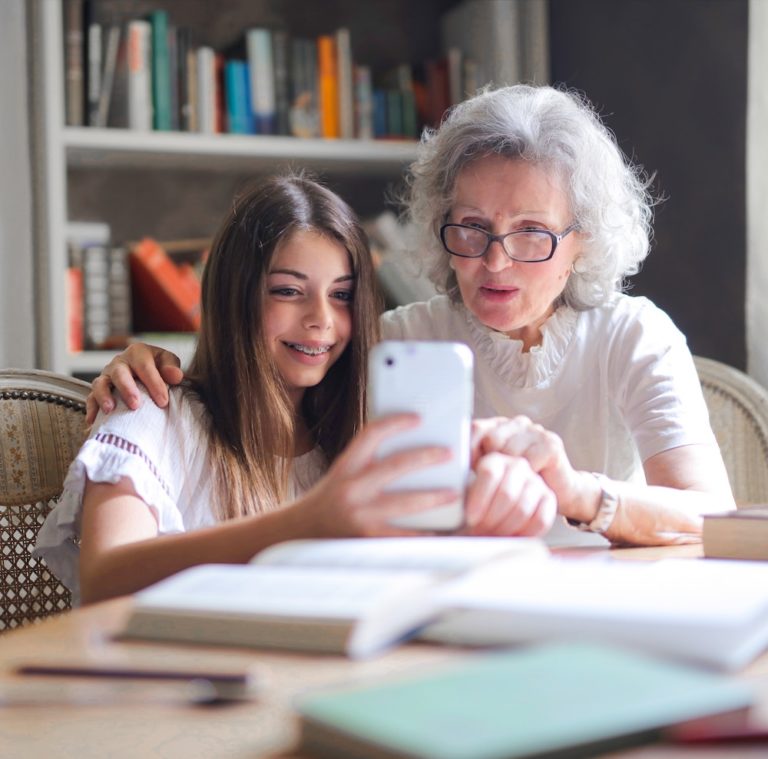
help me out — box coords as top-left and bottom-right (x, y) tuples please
(0, 369), (90, 631)
(694, 356), (768, 506)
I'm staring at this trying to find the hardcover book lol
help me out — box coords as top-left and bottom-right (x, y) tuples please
(289, 37), (319, 138)
(224, 60), (254, 134)
(86, 21), (102, 127)
(120, 538), (768, 671)
(120, 537), (547, 658)
(703, 505), (768, 560)
(335, 27), (354, 139)
(422, 555), (768, 670)
(64, 0), (85, 126)
(272, 30), (291, 135)
(129, 238), (201, 332)
(66, 221), (111, 351)
(126, 19), (153, 131)
(246, 27), (276, 134)
(317, 34), (339, 138)
(96, 24), (121, 128)
(149, 9), (172, 130)
(195, 46), (216, 134)
(297, 643), (753, 759)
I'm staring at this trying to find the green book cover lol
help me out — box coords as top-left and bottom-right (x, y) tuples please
(297, 642), (752, 759)
(149, 9), (171, 131)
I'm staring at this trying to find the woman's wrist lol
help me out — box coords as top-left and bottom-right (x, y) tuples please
(561, 470), (603, 524)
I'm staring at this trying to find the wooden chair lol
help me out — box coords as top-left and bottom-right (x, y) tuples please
(0, 369), (90, 631)
(694, 356), (768, 506)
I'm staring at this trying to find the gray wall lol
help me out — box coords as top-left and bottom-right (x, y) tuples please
(0, 0), (35, 368)
(550, 0), (748, 368)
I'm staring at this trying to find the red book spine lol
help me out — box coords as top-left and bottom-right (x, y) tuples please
(67, 266), (84, 352)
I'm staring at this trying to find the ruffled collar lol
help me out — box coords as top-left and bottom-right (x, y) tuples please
(462, 303), (579, 388)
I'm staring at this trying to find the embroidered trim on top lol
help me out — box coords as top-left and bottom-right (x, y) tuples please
(93, 432), (173, 499)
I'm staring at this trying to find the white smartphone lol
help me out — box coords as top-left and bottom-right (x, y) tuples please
(367, 340), (474, 531)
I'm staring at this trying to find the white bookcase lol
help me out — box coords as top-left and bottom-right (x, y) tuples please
(31, 0), (547, 377)
(31, 0), (421, 376)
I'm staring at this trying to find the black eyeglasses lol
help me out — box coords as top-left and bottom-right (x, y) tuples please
(440, 222), (579, 263)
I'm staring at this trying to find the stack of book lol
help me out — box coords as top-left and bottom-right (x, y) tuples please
(66, 226), (205, 353)
(66, 221), (131, 352)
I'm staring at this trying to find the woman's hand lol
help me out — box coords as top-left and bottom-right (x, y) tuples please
(294, 414), (460, 537)
(472, 416), (600, 524)
(87, 343), (185, 424)
(464, 453), (556, 536)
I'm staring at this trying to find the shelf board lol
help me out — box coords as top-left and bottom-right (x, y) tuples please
(68, 350), (123, 376)
(64, 128), (420, 175)
(68, 337), (197, 376)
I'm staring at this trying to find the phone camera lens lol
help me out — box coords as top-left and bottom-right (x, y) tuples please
(385, 357), (395, 367)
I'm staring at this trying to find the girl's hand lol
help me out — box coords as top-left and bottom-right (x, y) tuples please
(471, 416), (597, 523)
(296, 414), (459, 537)
(463, 453), (556, 536)
(87, 343), (185, 424)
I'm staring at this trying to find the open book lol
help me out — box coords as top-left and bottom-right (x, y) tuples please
(120, 537), (547, 659)
(422, 555), (768, 671)
(121, 539), (768, 670)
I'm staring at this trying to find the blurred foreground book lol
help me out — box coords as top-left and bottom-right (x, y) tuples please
(297, 642), (753, 759)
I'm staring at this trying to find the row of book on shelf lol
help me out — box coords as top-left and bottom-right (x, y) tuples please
(64, 0), (479, 140)
(66, 222), (204, 354)
(64, 211), (434, 355)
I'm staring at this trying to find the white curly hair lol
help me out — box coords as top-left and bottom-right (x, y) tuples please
(403, 84), (655, 310)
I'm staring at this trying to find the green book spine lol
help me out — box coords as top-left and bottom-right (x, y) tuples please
(149, 9), (172, 130)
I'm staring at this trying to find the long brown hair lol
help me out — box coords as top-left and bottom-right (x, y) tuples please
(186, 173), (382, 519)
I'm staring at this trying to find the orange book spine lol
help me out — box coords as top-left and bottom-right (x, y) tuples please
(317, 35), (339, 138)
(130, 238), (201, 332)
(67, 266), (84, 352)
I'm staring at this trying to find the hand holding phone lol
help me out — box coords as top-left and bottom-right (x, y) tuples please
(367, 341), (474, 531)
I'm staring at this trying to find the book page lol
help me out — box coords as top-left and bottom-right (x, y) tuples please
(134, 564), (437, 619)
(251, 536), (547, 573)
(435, 557), (768, 621)
(425, 556), (768, 669)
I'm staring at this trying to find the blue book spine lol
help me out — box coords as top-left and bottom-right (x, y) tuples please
(246, 28), (276, 135)
(241, 61), (255, 134)
(225, 60), (251, 134)
(372, 89), (388, 138)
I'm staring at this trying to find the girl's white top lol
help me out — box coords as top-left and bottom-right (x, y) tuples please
(34, 387), (327, 604)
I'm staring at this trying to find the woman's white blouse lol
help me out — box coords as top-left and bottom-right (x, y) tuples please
(381, 293), (715, 481)
(380, 294), (715, 547)
(34, 387), (327, 604)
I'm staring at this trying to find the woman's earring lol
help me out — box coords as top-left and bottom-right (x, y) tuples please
(571, 258), (587, 275)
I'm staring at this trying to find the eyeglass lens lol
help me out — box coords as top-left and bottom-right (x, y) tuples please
(443, 226), (554, 261)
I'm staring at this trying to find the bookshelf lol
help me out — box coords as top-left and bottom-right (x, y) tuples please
(31, 0), (547, 377)
(31, 0), (427, 376)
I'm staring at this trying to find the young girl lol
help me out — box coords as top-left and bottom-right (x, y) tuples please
(36, 174), (555, 605)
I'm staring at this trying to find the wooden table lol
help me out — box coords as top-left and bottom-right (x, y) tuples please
(2, 544), (768, 759)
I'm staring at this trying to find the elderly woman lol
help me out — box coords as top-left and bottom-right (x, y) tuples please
(89, 84), (733, 546)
